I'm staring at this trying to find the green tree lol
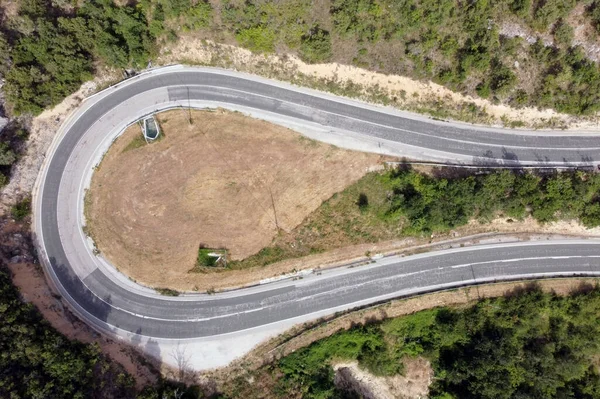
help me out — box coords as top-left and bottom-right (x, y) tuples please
(554, 18), (574, 47)
(0, 142), (17, 166)
(299, 26), (333, 63)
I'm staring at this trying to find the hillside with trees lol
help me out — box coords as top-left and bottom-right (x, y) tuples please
(223, 284), (600, 398)
(1, 0), (600, 117)
(2, 1), (600, 397)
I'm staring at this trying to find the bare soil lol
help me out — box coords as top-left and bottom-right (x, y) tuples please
(86, 109), (383, 290)
(334, 357), (432, 399)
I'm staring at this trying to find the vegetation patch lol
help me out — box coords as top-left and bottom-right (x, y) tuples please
(231, 166), (600, 269)
(10, 197), (31, 221)
(196, 246), (227, 268)
(121, 134), (148, 153)
(155, 287), (180, 296)
(0, 121), (28, 189)
(262, 285), (600, 398)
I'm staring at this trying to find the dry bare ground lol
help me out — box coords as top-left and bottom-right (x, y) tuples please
(334, 357), (432, 399)
(86, 109), (384, 290)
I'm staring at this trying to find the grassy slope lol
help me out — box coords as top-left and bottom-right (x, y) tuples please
(227, 167), (600, 270)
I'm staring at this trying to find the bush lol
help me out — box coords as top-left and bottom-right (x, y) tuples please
(0, 142), (16, 166)
(476, 82), (491, 98)
(382, 168), (600, 234)
(11, 197), (31, 221)
(236, 26), (276, 53)
(299, 26), (332, 63)
(181, 1), (212, 31)
(554, 18), (574, 47)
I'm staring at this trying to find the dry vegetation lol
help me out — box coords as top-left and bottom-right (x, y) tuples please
(86, 109), (384, 290)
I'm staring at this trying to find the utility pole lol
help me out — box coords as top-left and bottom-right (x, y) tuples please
(187, 87), (193, 125)
(269, 187), (280, 232)
(470, 264), (481, 299)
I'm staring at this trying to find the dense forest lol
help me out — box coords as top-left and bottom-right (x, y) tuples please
(1, 0), (600, 117)
(0, 264), (137, 398)
(227, 285), (600, 398)
(0, 259), (214, 398)
(382, 167), (600, 234)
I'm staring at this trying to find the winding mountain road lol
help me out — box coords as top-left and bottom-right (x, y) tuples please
(34, 66), (600, 369)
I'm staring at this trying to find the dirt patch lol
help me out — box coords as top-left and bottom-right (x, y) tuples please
(334, 357), (432, 399)
(86, 109), (383, 290)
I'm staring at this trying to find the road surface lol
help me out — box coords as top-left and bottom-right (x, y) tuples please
(34, 66), (600, 369)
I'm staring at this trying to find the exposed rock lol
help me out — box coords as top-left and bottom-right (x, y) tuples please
(335, 364), (387, 399)
(334, 358), (433, 399)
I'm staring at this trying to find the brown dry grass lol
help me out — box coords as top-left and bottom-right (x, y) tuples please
(86, 109), (383, 291)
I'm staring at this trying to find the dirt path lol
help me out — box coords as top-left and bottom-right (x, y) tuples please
(86, 109), (384, 290)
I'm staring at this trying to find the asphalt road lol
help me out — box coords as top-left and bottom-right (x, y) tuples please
(34, 66), (600, 357)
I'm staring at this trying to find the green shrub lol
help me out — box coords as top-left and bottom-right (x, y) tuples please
(155, 287), (180, 296)
(236, 26), (276, 53)
(532, 0), (576, 31)
(11, 198), (31, 221)
(182, 1), (212, 31)
(0, 142), (16, 166)
(196, 246), (226, 267)
(299, 26), (332, 63)
(476, 82), (491, 98)
(553, 18), (574, 47)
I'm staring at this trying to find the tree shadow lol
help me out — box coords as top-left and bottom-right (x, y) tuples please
(49, 256), (113, 324)
(569, 281), (599, 296)
(503, 281), (542, 298)
(471, 147), (521, 168)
